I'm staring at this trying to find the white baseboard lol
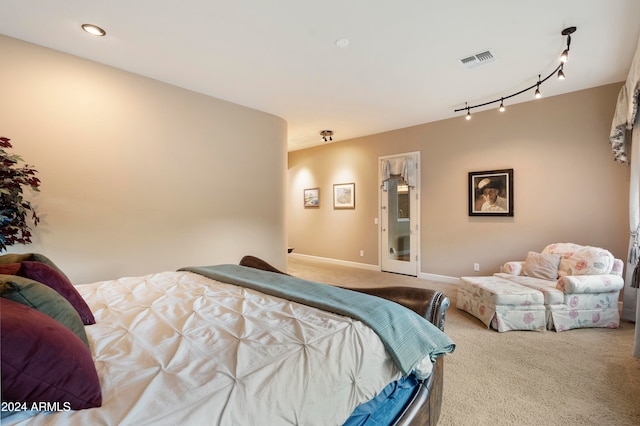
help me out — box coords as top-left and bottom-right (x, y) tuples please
(289, 253), (460, 284)
(418, 272), (461, 285)
(288, 253), (380, 271)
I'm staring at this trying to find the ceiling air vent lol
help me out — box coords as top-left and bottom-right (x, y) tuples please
(460, 50), (495, 69)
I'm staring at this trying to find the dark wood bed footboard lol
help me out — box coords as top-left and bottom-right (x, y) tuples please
(348, 287), (449, 426)
(239, 255), (451, 426)
(346, 286), (450, 331)
(239, 255), (291, 275)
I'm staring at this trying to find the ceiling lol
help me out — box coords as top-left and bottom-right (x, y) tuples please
(2, 1), (639, 151)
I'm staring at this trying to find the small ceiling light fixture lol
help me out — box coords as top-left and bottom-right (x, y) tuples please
(320, 130), (334, 142)
(455, 26), (576, 120)
(82, 24), (106, 36)
(557, 64), (566, 80)
(534, 75), (542, 99)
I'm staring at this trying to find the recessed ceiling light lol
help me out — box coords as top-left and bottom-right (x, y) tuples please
(82, 24), (106, 37)
(335, 38), (349, 48)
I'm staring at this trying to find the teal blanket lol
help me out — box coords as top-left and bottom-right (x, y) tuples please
(179, 264), (455, 376)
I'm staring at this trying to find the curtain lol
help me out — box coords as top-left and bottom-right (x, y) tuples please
(610, 35), (640, 358)
(635, 125), (640, 358)
(381, 156), (416, 188)
(623, 122), (639, 324)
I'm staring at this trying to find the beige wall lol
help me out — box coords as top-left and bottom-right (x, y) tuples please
(1, 35), (288, 283)
(288, 83), (630, 278)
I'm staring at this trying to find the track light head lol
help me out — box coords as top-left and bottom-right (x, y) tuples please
(560, 49), (569, 63)
(464, 103), (471, 120)
(499, 99), (505, 112)
(557, 66), (565, 80)
(534, 75), (542, 99)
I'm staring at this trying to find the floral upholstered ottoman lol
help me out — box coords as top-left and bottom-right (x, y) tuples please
(457, 276), (546, 332)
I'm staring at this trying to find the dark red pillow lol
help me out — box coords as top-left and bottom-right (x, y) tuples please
(0, 298), (102, 410)
(18, 261), (95, 325)
(0, 263), (21, 275)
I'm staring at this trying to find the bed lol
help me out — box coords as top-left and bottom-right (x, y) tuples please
(1, 254), (455, 425)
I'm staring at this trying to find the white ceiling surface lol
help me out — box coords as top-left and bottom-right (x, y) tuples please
(1, 1), (639, 151)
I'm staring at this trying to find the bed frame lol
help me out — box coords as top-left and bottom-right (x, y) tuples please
(239, 256), (451, 426)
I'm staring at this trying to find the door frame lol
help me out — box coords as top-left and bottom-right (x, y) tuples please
(378, 151), (420, 276)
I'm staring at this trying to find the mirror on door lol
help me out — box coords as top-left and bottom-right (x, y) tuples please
(397, 183), (409, 220)
(385, 178), (410, 262)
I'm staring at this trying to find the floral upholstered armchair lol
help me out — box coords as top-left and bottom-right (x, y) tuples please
(496, 243), (624, 331)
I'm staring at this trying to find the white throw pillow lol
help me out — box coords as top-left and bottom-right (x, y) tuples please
(522, 252), (562, 280)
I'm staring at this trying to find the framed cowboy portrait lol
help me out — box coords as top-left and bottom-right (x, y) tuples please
(469, 169), (513, 216)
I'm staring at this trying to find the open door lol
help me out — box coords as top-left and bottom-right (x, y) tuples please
(380, 153), (419, 276)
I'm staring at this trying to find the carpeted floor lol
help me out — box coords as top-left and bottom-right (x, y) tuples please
(287, 255), (640, 426)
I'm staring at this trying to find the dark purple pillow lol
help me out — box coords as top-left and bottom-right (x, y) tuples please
(0, 298), (102, 410)
(18, 261), (95, 325)
(0, 263), (20, 275)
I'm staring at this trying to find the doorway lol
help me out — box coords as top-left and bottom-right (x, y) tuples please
(379, 153), (419, 276)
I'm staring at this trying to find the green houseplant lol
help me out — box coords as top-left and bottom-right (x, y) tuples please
(0, 136), (40, 252)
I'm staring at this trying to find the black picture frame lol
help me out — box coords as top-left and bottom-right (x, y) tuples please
(469, 169), (514, 216)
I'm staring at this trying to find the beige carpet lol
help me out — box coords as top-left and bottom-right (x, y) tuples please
(287, 256), (640, 426)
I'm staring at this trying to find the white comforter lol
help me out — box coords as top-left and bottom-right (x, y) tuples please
(9, 271), (404, 425)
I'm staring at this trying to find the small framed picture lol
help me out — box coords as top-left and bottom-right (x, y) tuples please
(303, 188), (320, 207)
(469, 169), (513, 216)
(333, 183), (355, 209)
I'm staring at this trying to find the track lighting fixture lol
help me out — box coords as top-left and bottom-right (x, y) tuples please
(456, 26), (576, 120)
(320, 130), (334, 142)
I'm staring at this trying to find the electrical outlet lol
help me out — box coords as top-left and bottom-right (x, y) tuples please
(360, 250), (364, 257)
(473, 263), (480, 272)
